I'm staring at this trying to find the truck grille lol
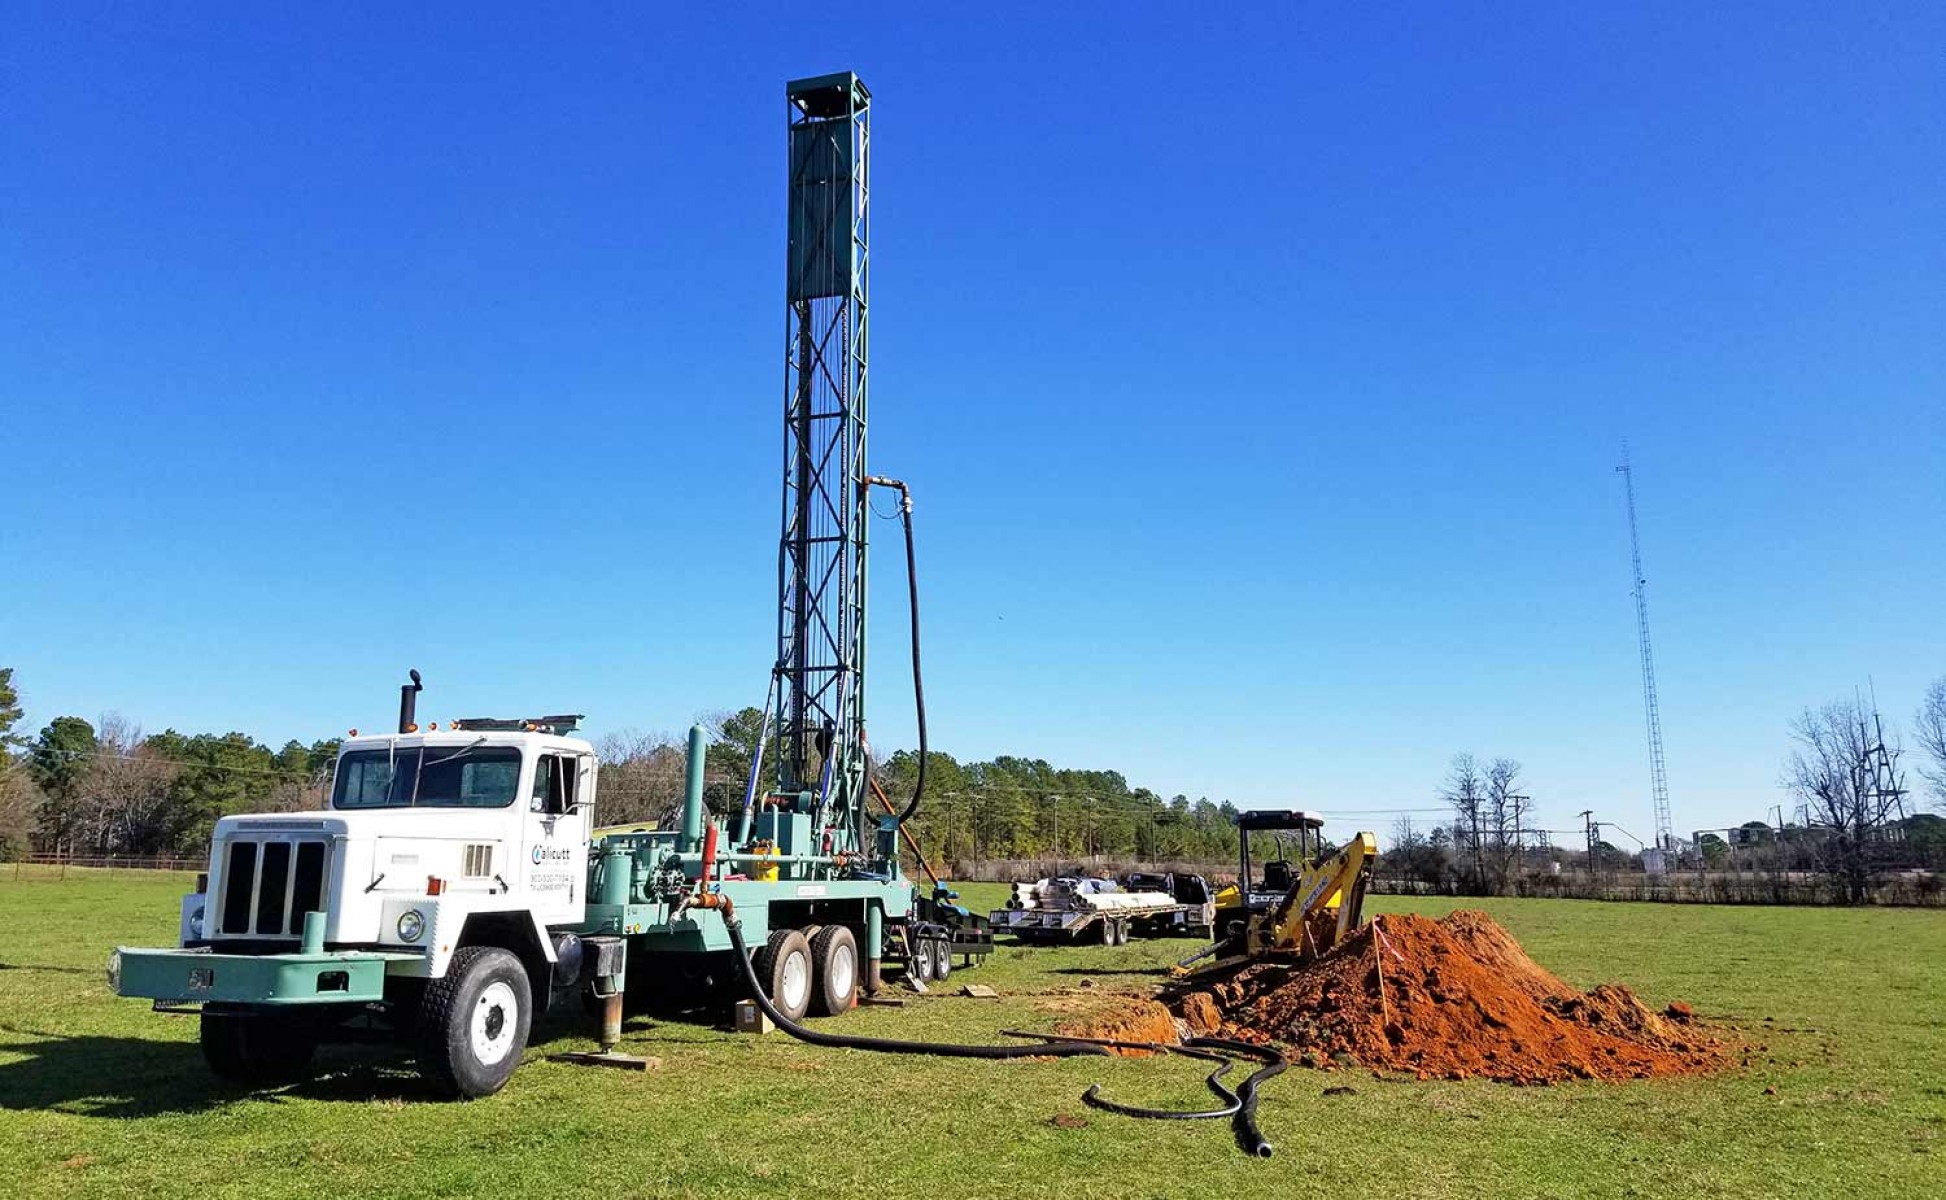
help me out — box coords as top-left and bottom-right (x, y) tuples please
(461, 843), (493, 879)
(217, 839), (330, 937)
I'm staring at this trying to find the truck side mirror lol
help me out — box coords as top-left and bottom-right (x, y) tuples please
(555, 756), (595, 815)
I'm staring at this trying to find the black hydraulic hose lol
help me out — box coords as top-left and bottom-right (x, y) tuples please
(1007, 1030), (1243, 1121)
(1198, 1036), (1289, 1158)
(867, 477), (926, 826)
(724, 915), (1108, 1060)
(726, 912), (1282, 1156)
(893, 489), (926, 824)
(1012, 1029), (1285, 1156)
(1082, 1061), (1238, 1121)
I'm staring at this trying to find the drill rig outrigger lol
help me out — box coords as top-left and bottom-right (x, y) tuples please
(1184, 810), (1379, 976)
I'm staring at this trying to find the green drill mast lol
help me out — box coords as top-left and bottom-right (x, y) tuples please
(742, 72), (873, 854)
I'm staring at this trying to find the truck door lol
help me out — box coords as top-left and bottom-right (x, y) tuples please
(523, 751), (592, 925)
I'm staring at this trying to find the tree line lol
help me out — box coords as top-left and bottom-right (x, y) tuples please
(593, 711), (1252, 868)
(9, 662), (1940, 893)
(0, 670), (1251, 868)
(0, 668), (341, 859)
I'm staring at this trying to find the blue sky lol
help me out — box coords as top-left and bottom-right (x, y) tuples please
(4, 5), (1942, 844)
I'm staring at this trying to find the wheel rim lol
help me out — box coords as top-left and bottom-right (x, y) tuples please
(780, 949), (810, 1012)
(828, 942), (856, 999)
(471, 980), (519, 1066)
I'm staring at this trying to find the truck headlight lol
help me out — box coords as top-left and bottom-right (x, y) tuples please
(397, 909), (426, 943)
(188, 905), (206, 940)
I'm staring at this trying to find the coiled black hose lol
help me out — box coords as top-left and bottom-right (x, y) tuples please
(1001, 1030), (1243, 1119)
(725, 916), (1283, 1156)
(1083, 1064), (1238, 1120)
(1006, 1029), (1284, 1153)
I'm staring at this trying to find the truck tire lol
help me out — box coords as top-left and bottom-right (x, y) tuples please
(199, 1006), (316, 1084)
(808, 925), (858, 1016)
(930, 936), (952, 982)
(753, 929), (814, 1022)
(417, 946), (531, 1099)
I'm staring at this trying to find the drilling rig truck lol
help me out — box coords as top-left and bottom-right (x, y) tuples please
(106, 71), (981, 1098)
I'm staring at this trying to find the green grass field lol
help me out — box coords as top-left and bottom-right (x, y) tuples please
(2, 867), (1942, 1198)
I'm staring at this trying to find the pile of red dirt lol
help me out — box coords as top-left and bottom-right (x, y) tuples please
(1172, 910), (1730, 1084)
(1056, 998), (1181, 1056)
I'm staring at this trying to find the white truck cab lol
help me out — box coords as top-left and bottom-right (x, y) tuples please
(114, 714), (609, 1099)
(194, 729), (596, 977)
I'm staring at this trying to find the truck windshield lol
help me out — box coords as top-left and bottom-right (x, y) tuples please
(332, 745), (523, 809)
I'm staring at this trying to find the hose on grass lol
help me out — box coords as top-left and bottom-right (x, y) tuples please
(724, 914), (1284, 1156)
(1004, 1028), (1285, 1155)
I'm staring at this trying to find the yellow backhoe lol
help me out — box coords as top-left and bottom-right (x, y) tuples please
(1184, 810), (1377, 975)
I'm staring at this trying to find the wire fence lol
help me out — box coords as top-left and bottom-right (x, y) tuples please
(1369, 868), (1946, 907)
(4, 853), (202, 879)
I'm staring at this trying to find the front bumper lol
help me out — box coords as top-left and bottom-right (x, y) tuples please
(109, 946), (420, 1006)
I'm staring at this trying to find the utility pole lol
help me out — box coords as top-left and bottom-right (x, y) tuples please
(1579, 809), (1599, 870)
(1509, 792), (1531, 868)
(1617, 448), (1675, 854)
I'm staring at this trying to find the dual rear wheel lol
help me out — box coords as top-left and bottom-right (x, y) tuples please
(754, 924), (858, 1021)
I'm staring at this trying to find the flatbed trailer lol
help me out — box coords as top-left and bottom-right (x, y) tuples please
(990, 874), (1216, 945)
(991, 901), (1211, 945)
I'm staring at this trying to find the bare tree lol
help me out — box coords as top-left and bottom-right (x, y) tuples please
(1442, 754), (1486, 892)
(1915, 677), (1946, 809)
(1390, 814), (1420, 853)
(261, 766), (331, 814)
(1783, 698), (1908, 903)
(75, 714), (180, 855)
(1484, 757), (1528, 892)
(595, 730), (684, 827)
(1385, 813), (1452, 888)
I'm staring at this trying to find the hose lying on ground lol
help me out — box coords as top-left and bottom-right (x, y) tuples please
(1200, 1035), (1289, 1158)
(1004, 1028), (1287, 1154)
(1000, 1030), (1242, 1120)
(724, 913), (1285, 1156)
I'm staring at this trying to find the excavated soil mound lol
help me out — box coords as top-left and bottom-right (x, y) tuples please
(1173, 910), (1730, 1084)
(1057, 998), (1181, 1056)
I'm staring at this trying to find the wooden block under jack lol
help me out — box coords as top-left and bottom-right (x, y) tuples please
(861, 995), (907, 1007)
(734, 999), (775, 1034)
(958, 984), (999, 999)
(548, 1050), (663, 1072)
